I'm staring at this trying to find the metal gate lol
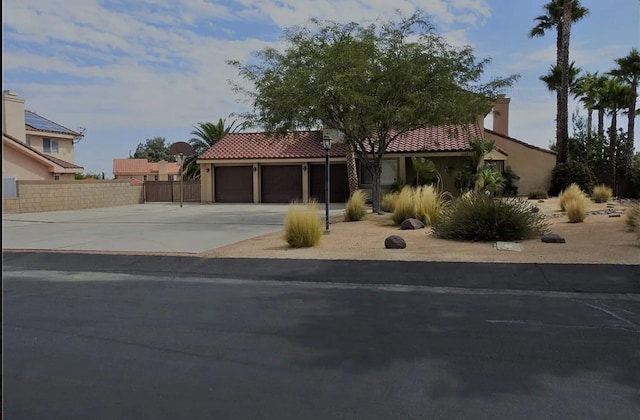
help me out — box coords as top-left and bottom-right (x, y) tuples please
(144, 181), (201, 202)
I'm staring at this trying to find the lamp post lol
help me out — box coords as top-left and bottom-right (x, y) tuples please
(179, 152), (184, 208)
(322, 135), (332, 233)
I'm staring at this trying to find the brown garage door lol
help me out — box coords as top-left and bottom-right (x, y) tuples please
(309, 163), (350, 203)
(215, 166), (253, 203)
(261, 165), (302, 203)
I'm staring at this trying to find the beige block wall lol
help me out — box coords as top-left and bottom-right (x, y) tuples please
(485, 131), (556, 195)
(2, 180), (144, 213)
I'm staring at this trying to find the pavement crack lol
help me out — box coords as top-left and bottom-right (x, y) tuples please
(580, 302), (640, 329)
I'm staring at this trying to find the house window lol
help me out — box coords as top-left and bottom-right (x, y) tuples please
(43, 138), (59, 153)
(54, 174), (60, 181)
(143, 175), (148, 181)
(360, 160), (398, 186)
(154, 175), (158, 181)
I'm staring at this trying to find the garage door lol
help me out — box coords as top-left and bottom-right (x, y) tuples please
(215, 166), (253, 203)
(309, 163), (350, 203)
(261, 165), (302, 203)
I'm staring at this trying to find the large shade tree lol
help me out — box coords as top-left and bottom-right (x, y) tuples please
(132, 137), (175, 162)
(529, 0), (589, 164)
(183, 119), (241, 180)
(229, 12), (517, 212)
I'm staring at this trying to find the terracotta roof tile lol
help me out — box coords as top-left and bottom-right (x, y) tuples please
(113, 158), (180, 174)
(200, 124), (480, 160)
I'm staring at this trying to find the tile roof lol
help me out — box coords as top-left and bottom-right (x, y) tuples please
(3, 132), (83, 169)
(199, 131), (348, 160)
(199, 123), (480, 160)
(112, 158), (181, 174)
(24, 110), (82, 137)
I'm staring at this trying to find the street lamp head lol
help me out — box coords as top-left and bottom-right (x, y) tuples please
(322, 136), (332, 151)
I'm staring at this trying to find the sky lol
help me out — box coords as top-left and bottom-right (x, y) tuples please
(2, 0), (639, 177)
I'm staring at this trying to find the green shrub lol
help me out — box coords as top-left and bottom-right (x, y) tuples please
(434, 192), (549, 241)
(502, 166), (520, 197)
(528, 189), (549, 200)
(626, 202), (640, 231)
(344, 190), (367, 222)
(381, 192), (399, 213)
(559, 183), (587, 211)
(284, 201), (322, 247)
(392, 186), (416, 225)
(549, 161), (596, 196)
(566, 197), (589, 223)
(591, 184), (613, 203)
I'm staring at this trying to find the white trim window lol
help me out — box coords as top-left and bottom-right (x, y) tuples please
(43, 138), (59, 153)
(360, 159), (398, 186)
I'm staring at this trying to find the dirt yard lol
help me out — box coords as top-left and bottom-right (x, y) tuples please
(201, 198), (640, 265)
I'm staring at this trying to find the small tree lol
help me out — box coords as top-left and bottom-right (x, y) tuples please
(229, 12), (517, 212)
(132, 137), (175, 162)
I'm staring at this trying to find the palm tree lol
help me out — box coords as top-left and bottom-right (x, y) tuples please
(609, 48), (640, 153)
(539, 62), (582, 92)
(529, 0), (589, 164)
(573, 71), (601, 138)
(601, 78), (633, 194)
(183, 119), (241, 180)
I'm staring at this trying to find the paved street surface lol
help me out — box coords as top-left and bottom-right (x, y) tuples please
(3, 254), (639, 420)
(2, 203), (344, 253)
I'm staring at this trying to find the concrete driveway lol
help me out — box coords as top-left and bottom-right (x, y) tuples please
(2, 203), (345, 254)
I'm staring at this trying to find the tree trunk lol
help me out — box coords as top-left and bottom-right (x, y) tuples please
(346, 148), (359, 195)
(586, 109), (593, 139)
(557, 0), (573, 164)
(610, 110), (618, 196)
(597, 108), (605, 139)
(627, 80), (637, 162)
(370, 162), (382, 214)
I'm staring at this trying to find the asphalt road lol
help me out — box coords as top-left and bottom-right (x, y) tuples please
(3, 255), (640, 419)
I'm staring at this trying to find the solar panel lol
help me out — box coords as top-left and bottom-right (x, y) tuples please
(25, 111), (77, 135)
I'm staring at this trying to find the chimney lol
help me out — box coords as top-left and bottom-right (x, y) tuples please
(2, 90), (26, 142)
(158, 160), (168, 181)
(492, 97), (510, 137)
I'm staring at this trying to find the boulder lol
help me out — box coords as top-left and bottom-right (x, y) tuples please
(385, 235), (407, 249)
(541, 233), (566, 244)
(400, 218), (425, 230)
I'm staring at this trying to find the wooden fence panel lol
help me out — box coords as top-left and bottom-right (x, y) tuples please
(145, 181), (201, 202)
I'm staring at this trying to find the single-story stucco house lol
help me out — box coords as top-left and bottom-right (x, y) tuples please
(197, 98), (556, 203)
(2, 90), (85, 181)
(113, 158), (181, 182)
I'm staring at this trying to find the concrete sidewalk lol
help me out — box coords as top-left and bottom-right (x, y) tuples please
(2, 203), (345, 254)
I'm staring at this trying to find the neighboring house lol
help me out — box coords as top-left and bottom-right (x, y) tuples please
(197, 97), (555, 203)
(113, 159), (180, 182)
(2, 90), (85, 181)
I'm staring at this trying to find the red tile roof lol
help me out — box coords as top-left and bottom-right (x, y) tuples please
(199, 124), (480, 160)
(112, 158), (180, 174)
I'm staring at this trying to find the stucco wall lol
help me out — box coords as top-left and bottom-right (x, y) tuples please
(485, 131), (556, 196)
(2, 145), (54, 180)
(27, 134), (75, 164)
(2, 180), (144, 213)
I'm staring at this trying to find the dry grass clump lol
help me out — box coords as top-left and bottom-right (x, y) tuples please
(381, 192), (399, 213)
(559, 183), (587, 211)
(414, 185), (445, 226)
(625, 202), (640, 232)
(591, 184), (613, 203)
(528, 189), (549, 200)
(344, 190), (367, 222)
(391, 185), (445, 226)
(284, 201), (322, 248)
(565, 196), (589, 223)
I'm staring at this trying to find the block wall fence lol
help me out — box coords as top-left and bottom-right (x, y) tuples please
(2, 180), (144, 214)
